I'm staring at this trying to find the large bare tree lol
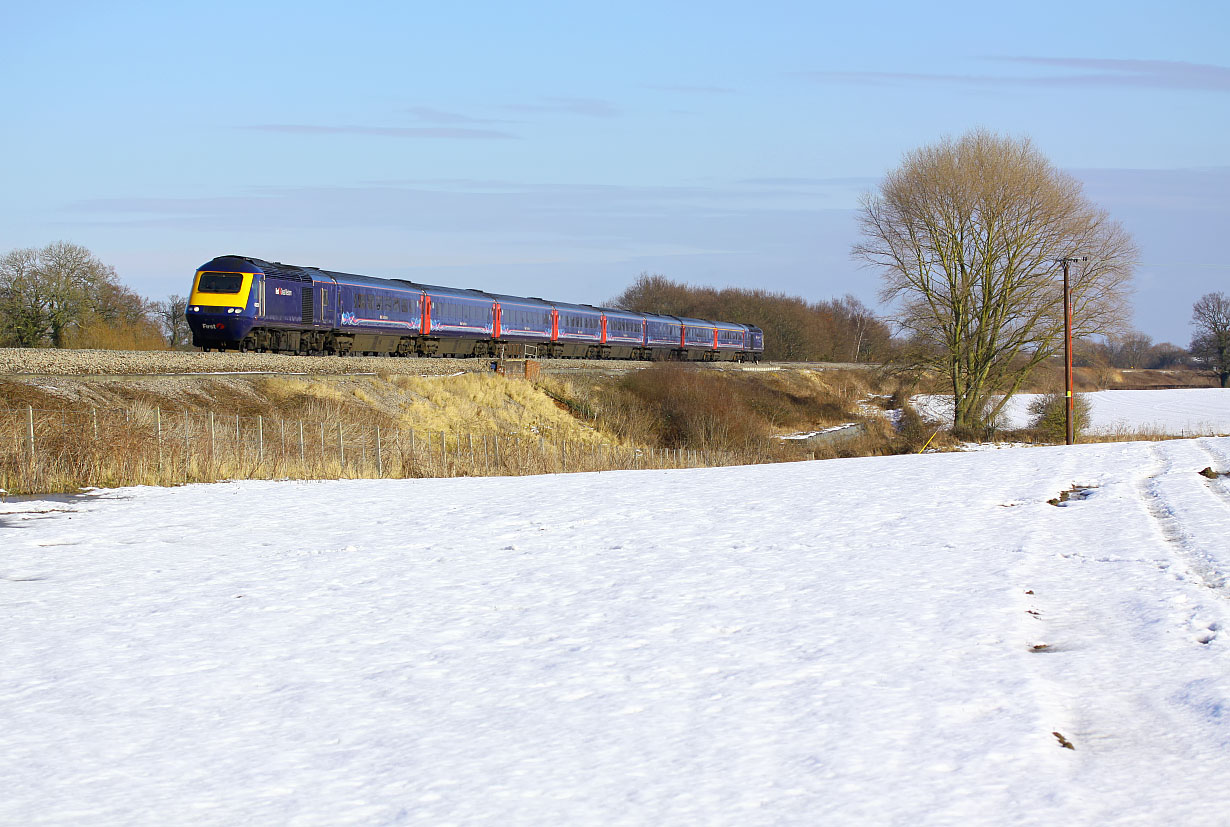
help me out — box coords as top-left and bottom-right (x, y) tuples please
(854, 130), (1137, 432)
(1190, 292), (1230, 387)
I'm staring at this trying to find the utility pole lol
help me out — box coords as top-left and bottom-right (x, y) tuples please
(1056, 257), (1088, 445)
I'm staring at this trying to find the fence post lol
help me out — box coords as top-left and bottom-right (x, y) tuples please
(375, 426), (383, 477)
(26, 405), (35, 464)
(92, 407), (98, 441)
(209, 411), (215, 473)
(257, 415), (264, 466)
(184, 412), (190, 481)
(299, 419), (305, 463)
(337, 422), (344, 467)
(156, 407), (163, 476)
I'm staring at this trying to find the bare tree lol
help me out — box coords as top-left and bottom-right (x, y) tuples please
(832, 294), (878, 362)
(1190, 291), (1230, 387)
(0, 247), (50, 346)
(38, 241), (118, 346)
(0, 242), (156, 348)
(608, 274), (890, 362)
(854, 130), (1137, 433)
(1108, 331), (1155, 369)
(155, 294), (190, 349)
(609, 272), (698, 317)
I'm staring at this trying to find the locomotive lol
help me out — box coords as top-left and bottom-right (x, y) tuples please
(185, 255), (765, 361)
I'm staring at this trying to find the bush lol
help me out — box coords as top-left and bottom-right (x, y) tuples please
(63, 317), (168, 350)
(1027, 392), (1092, 442)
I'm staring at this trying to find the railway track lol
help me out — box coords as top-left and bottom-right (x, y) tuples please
(0, 348), (869, 378)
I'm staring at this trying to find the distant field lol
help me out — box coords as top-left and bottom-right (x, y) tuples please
(915, 388), (1230, 436)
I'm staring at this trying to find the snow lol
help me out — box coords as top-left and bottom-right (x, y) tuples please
(777, 423), (860, 440)
(916, 388), (1230, 435)
(4, 438), (1230, 825)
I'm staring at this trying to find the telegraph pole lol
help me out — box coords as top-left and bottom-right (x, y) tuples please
(1056, 257), (1087, 445)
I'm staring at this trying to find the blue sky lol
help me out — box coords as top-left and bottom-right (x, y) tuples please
(3, 0), (1227, 345)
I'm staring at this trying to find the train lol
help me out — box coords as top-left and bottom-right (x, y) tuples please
(185, 255), (765, 362)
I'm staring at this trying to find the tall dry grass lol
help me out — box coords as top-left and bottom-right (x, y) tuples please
(0, 404), (764, 495)
(0, 366), (926, 495)
(547, 363), (878, 458)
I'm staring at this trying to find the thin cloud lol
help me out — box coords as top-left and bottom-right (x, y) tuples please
(739, 176), (876, 187)
(502, 97), (620, 117)
(249, 124), (518, 139)
(996, 57), (1230, 91)
(799, 57), (1230, 93)
(404, 107), (516, 125)
(643, 84), (737, 95)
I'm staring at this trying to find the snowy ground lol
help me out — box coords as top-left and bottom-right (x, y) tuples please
(915, 388), (1230, 435)
(4, 439), (1230, 825)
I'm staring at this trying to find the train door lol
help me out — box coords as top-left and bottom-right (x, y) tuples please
(316, 281), (338, 328)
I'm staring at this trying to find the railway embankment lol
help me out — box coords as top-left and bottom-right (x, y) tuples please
(0, 357), (907, 493)
(0, 347), (872, 378)
(6, 348), (1206, 494)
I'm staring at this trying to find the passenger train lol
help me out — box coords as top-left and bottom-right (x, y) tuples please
(185, 255), (765, 361)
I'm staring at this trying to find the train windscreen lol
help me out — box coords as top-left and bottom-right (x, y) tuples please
(197, 273), (244, 294)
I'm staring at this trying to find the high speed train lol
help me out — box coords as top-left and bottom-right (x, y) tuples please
(186, 255), (764, 361)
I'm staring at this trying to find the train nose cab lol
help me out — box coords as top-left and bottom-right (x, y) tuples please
(186, 259), (259, 350)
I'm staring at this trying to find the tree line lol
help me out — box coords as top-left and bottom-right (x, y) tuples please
(0, 242), (188, 350)
(3, 238), (1228, 394)
(608, 273), (892, 363)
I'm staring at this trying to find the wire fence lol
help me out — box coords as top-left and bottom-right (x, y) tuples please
(0, 405), (748, 495)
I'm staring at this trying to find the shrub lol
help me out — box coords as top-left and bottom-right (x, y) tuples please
(1027, 392), (1092, 442)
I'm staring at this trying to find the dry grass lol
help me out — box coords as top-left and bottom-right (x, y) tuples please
(21, 364), (1174, 496)
(0, 403), (759, 495)
(540, 364), (912, 464)
(390, 373), (609, 444)
(0, 371), (771, 494)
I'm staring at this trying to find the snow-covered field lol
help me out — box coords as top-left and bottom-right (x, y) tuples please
(916, 388), (1230, 436)
(4, 440), (1230, 825)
